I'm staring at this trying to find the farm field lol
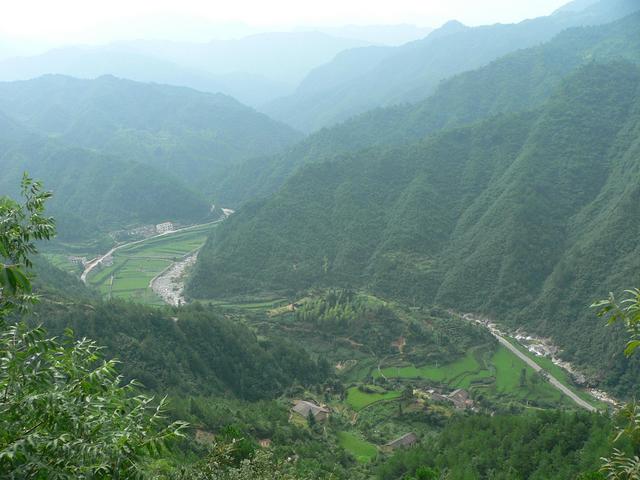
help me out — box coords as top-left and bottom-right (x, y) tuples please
(336, 432), (377, 463)
(86, 223), (216, 304)
(374, 345), (572, 408)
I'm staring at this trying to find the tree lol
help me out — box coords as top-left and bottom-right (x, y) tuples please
(0, 176), (187, 478)
(593, 288), (640, 357)
(519, 368), (527, 388)
(307, 411), (317, 428)
(593, 289), (640, 479)
(180, 442), (309, 480)
(0, 174), (55, 317)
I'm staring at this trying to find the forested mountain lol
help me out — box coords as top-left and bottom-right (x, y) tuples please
(0, 118), (210, 240)
(0, 75), (302, 195)
(189, 61), (640, 396)
(217, 11), (640, 205)
(263, 0), (640, 132)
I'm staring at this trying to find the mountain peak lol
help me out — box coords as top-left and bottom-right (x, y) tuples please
(435, 20), (467, 35)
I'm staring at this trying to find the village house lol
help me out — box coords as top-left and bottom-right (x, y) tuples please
(129, 225), (156, 238)
(67, 256), (87, 266)
(448, 388), (474, 409)
(430, 392), (451, 404)
(258, 439), (272, 448)
(101, 255), (114, 267)
(155, 221), (175, 234)
(383, 432), (418, 451)
(291, 400), (330, 422)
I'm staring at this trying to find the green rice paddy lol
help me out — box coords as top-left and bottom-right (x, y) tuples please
(346, 386), (402, 411)
(337, 431), (378, 463)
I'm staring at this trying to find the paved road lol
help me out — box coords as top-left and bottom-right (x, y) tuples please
(463, 314), (597, 412)
(80, 219), (222, 284)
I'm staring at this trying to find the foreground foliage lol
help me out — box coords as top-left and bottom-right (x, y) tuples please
(595, 289), (640, 479)
(0, 177), (186, 478)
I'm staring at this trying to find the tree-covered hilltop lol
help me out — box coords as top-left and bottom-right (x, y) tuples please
(188, 61), (640, 396)
(0, 75), (302, 194)
(0, 116), (211, 241)
(377, 410), (613, 480)
(32, 301), (330, 400)
(262, 0), (639, 132)
(216, 11), (640, 205)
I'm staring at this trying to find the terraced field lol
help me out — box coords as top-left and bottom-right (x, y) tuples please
(374, 345), (571, 407)
(86, 223), (216, 304)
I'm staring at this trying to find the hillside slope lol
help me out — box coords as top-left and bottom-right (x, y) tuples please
(217, 12), (640, 206)
(189, 62), (640, 396)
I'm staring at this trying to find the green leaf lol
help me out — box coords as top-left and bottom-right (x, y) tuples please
(624, 340), (640, 357)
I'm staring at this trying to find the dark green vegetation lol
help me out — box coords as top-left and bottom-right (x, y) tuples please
(35, 301), (329, 400)
(263, 0), (640, 132)
(0, 122), (210, 241)
(191, 59), (640, 397)
(377, 411), (612, 480)
(6, 1), (640, 478)
(0, 178), (187, 478)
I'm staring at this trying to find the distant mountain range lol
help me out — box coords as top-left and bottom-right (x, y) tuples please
(0, 32), (374, 106)
(263, 0), (640, 132)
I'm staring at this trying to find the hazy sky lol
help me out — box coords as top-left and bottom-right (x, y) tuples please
(1, 0), (572, 43)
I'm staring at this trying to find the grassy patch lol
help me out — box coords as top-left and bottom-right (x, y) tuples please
(346, 386), (401, 411)
(337, 431), (377, 463)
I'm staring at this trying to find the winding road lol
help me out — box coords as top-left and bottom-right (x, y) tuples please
(463, 314), (597, 412)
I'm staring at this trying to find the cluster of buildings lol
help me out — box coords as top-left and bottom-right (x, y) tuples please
(68, 256), (87, 266)
(290, 399), (419, 453)
(415, 387), (474, 410)
(155, 221), (175, 234)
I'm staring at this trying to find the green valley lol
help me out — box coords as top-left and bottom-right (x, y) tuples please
(84, 222), (219, 304)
